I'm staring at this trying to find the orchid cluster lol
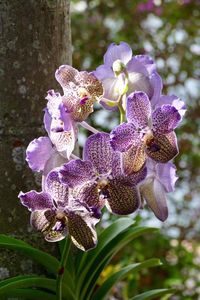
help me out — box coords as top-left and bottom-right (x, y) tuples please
(18, 42), (186, 252)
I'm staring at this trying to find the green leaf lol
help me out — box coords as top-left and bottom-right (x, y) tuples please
(77, 225), (158, 300)
(0, 288), (56, 300)
(129, 288), (176, 300)
(0, 275), (56, 293)
(93, 258), (162, 300)
(0, 234), (59, 274)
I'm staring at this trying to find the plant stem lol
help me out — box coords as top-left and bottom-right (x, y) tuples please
(57, 238), (71, 300)
(117, 95), (125, 123)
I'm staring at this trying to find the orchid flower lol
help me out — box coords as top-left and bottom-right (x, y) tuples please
(58, 133), (147, 215)
(18, 169), (100, 251)
(93, 42), (162, 111)
(139, 159), (178, 221)
(110, 91), (181, 174)
(55, 65), (103, 122)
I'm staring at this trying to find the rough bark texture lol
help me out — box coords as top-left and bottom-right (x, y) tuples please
(0, 0), (71, 281)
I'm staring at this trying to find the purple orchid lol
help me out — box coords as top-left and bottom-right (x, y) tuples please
(58, 133), (147, 215)
(139, 159), (178, 221)
(18, 169), (100, 251)
(93, 42), (162, 110)
(55, 65), (103, 122)
(110, 91), (181, 174)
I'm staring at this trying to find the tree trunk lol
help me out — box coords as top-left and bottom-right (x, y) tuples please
(0, 0), (71, 279)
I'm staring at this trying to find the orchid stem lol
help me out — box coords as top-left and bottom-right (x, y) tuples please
(57, 238), (71, 300)
(80, 121), (99, 134)
(117, 95), (125, 123)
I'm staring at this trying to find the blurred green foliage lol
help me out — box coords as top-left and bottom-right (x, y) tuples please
(71, 1), (200, 299)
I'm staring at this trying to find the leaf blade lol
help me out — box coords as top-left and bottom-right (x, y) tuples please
(129, 288), (176, 300)
(0, 234), (59, 274)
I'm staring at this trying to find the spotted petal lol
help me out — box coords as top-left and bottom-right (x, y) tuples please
(19, 191), (54, 211)
(45, 169), (69, 208)
(59, 159), (95, 188)
(66, 210), (98, 251)
(83, 133), (113, 174)
(152, 105), (181, 134)
(55, 65), (78, 88)
(76, 181), (102, 209)
(146, 131), (178, 163)
(126, 91), (151, 128)
(110, 123), (140, 152)
(140, 178), (168, 221)
(122, 142), (146, 174)
(105, 179), (140, 215)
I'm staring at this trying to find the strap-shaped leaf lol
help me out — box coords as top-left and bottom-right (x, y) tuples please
(0, 288), (56, 300)
(0, 234), (59, 274)
(93, 258), (162, 300)
(129, 288), (176, 300)
(77, 226), (158, 300)
(0, 276), (56, 293)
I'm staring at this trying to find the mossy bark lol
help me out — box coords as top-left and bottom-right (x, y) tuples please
(0, 0), (71, 283)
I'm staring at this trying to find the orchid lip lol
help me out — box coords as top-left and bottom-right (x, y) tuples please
(80, 96), (90, 105)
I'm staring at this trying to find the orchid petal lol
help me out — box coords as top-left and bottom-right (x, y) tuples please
(146, 131), (178, 163)
(67, 210), (98, 251)
(93, 65), (113, 80)
(19, 191), (54, 211)
(50, 121), (76, 158)
(126, 91), (151, 128)
(42, 150), (67, 190)
(152, 105), (181, 134)
(45, 169), (69, 208)
(135, 55), (156, 75)
(140, 178), (168, 221)
(26, 137), (53, 172)
(122, 142), (146, 174)
(83, 133), (113, 174)
(59, 159), (95, 188)
(150, 72), (163, 108)
(43, 108), (51, 135)
(128, 72), (152, 98)
(55, 65), (78, 88)
(156, 162), (178, 193)
(76, 181), (101, 208)
(110, 123), (140, 152)
(159, 95), (186, 119)
(75, 71), (103, 98)
(104, 42), (132, 66)
(126, 57), (149, 76)
(105, 179), (140, 215)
